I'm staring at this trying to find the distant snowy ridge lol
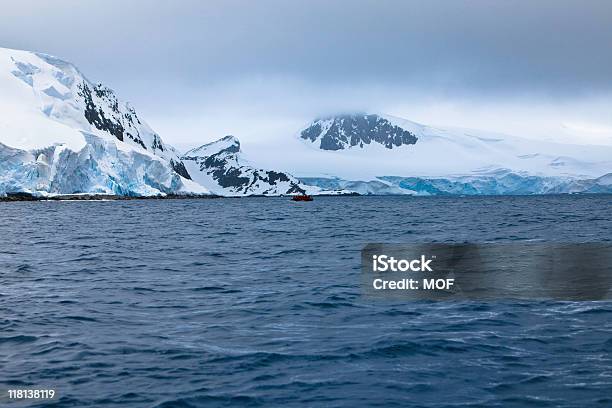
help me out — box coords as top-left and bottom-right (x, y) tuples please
(182, 135), (341, 196)
(274, 113), (612, 195)
(0, 47), (206, 196)
(294, 113), (612, 180)
(281, 113), (612, 194)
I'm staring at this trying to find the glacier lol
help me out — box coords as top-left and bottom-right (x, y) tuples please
(0, 47), (207, 197)
(0, 133), (205, 196)
(300, 169), (612, 196)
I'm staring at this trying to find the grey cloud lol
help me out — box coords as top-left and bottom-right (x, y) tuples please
(2, 0), (612, 147)
(1, 0), (611, 97)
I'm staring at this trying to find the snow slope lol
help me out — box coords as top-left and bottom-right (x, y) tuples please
(182, 136), (336, 196)
(233, 113), (612, 195)
(235, 113), (612, 194)
(0, 47), (206, 196)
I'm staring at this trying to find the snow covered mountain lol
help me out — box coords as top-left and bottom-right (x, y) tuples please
(246, 113), (612, 195)
(0, 47), (206, 196)
(182, 136), (310, 196)
(2, 46), (611, 197)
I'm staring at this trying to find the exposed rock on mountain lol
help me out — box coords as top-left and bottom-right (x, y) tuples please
(300, 113), (418, 150)
(182, 136), (306, 196)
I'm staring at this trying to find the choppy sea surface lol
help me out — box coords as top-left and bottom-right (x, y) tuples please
(1, 195), (611, 407)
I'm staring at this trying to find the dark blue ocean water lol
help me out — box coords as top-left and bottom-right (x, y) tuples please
(1, 195), (611, 407)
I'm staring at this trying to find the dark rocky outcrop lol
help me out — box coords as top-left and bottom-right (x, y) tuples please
(301, 113), (418, 150)
(182, 136), (305, 195)
(76, 82), (191, 180)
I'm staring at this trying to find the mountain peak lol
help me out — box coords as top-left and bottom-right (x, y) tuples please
(181, 135), (306, 196)
(183, 135), (240, 158)
(300, 113), (418, 150)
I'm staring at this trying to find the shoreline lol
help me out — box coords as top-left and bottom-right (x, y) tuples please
(0, 192), (223, 202)
(2, 191), (609, 202)
(0, 192), (361, 202)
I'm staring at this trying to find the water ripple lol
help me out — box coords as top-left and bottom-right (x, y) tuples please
(1, 196), (611, 407)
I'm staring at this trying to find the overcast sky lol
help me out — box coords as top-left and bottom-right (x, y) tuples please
(1, 0), (612, 148)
